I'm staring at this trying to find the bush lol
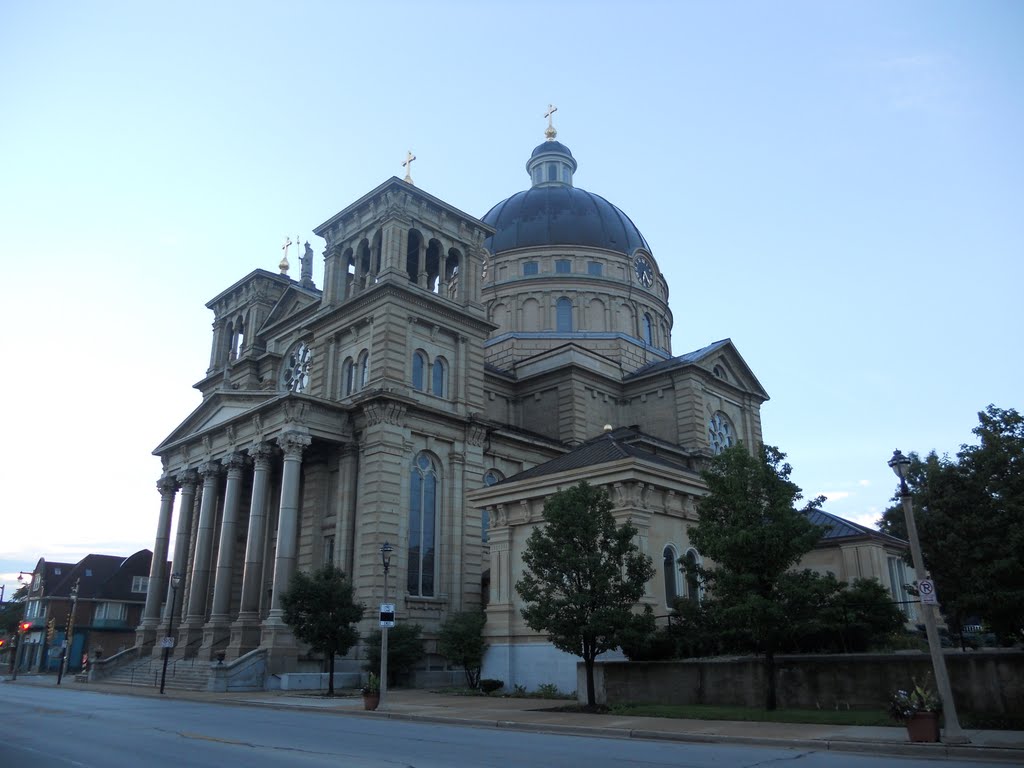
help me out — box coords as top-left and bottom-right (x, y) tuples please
(363, 623), (425, 687)
(620, 624), (677, 661)
(479, 678), (503, 695)
(535, 683), (560, 698)
(438, 611), (487, 689)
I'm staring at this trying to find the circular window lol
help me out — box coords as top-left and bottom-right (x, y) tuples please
(282, 341), (312, 393)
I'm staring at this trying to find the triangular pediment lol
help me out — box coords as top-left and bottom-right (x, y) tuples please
(259, 284), (322, 335)
(626, 338), (769, 401)
(153, 391), (276, 454)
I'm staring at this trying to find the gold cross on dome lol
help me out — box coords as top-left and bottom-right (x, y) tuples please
(544, 104), (558, 140)
(279, 236), (292, 273)
(403, 151), (416, 184)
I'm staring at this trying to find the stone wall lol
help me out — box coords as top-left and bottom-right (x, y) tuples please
(584, 651), (1024, 714)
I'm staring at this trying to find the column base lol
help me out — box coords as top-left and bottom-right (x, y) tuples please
(177, 618), (206, 657)
(260, 618), (297, 675)
(226, 613), (263, 659)
(135, 623), (159, 650)
(200, 617), (232, 662)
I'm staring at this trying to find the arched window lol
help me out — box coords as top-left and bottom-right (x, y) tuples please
(231, 316), (245, 359)
(556, 297), (573, 333)
(643, 313), (653, 345)
(342, 357), (354, 396)
(684, 549), (701, 604)
(408, 452), (438, 596)
(412, 351), (427, 391)
(663, 545), (679, 606)
(482, 469), (504, 543)
(357, 350), (369, 390)
(431, 357), (447, 398)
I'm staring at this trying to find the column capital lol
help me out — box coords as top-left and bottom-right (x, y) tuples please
(277, 431), (311, 459)
(249, 441), (274, 469)
(198, 460), (223, 479)
(176, 469), (200, 489)
(223, 452), (247, 475)
(156, 475), (179, 497)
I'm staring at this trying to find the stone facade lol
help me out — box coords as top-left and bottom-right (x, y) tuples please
(139, 130), (900, 690)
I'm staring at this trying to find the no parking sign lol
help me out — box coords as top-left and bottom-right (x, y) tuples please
(918, 579), (938, 604)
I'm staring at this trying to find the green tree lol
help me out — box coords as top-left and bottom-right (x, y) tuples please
(363, 623), (426, 687)
(879, 406), (1024, 644)
(281, 566), (364, 696)
(515, 481), (655, 707)
(0, 586), (27, 636)
(687, 444), (824, 709)
(438, 611), (488, 689)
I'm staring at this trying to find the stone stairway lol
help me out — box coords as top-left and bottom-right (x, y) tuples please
(100, 655), (211, 692)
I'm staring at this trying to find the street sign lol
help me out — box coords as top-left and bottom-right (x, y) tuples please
(379, 603), (395, 628)
(918, 579), (938, 604)
(159, 636), (176, 648)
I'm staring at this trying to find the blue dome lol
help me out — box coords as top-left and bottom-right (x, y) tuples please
(482, 185), (649, 255)
(530, 140), (574, 159)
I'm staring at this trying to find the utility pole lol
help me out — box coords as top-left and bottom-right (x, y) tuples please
(57, 579), (79, 685)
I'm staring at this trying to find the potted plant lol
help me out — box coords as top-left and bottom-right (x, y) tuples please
(361, 673), (381, 711)
(889, 674), (942, 742)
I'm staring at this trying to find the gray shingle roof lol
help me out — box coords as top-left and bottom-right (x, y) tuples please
(500, 426), (692, 484)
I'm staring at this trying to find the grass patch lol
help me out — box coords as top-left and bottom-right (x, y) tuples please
(607, 703), (894, 727)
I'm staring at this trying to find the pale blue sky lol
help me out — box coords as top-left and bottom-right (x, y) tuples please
(1, 1), (1021, 598)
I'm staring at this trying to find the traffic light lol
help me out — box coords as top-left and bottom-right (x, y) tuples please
(0, 638), (6, 648)
(20, 621), (31, 633)
(46, 618), (56, 641)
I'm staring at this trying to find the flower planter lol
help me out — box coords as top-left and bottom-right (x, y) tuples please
(362, 693), (380, 711)
(906, 711), (940, 743)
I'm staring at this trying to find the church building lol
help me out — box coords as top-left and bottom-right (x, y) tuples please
(138, 117), (906, 692)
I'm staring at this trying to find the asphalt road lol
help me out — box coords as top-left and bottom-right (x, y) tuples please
(0, 683), (1001, 768)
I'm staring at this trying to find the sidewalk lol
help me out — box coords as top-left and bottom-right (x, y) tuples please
(5, 673), (1023, 762)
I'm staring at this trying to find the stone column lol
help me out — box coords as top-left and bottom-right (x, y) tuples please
(182, 461), (222, 646)
(417, 239), (428, 288)
(165, 471), (198, 625)
(267, 432), (310, 618)
(261, 432), (310, 674)
(334, 443), (358, 577)
(137, 475), (178, 647)
(228, 442), (273, 656)
(204, 452), (247, 656)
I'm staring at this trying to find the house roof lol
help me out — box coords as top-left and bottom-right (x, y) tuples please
(41, 550), (153, 601)
(499, 425), (694, 485)
(803, 507), (907, 547)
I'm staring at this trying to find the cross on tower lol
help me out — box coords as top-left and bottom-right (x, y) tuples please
(544, 104), (558, 140)
(279, 236), (292, 273)
(403, 151), (416, 184)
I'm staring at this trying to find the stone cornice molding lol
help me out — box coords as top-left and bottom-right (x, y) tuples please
(365, 400), (407, 427)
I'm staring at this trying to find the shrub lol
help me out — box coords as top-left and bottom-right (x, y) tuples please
(479, 678), (504, 695)
(535, 683), (560, 698)
(363, 623), (425, 687)
(438, 611), (487, 689)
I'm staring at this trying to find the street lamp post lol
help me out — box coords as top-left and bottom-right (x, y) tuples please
(159, 573), (183, 695)
(379, 541), (393, 710)
(888, 450), (968, 744)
